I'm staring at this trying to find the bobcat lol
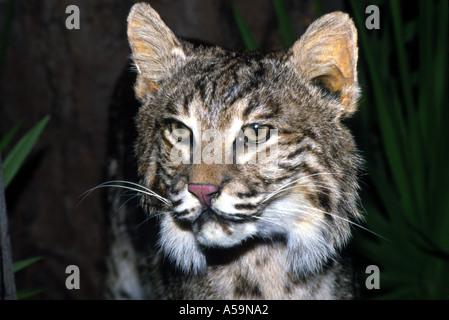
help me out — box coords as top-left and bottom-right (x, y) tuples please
(104, 2), (362, 299)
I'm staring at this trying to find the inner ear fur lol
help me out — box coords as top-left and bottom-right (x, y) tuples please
(292, 11), (359, 116)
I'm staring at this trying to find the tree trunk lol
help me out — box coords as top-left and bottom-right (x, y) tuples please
(0, 151), (17, 300)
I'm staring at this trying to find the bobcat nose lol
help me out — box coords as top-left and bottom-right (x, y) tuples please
(188, 184), (219, 208)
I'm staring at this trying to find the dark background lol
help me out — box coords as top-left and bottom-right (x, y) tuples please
(0, 0), (345, 300)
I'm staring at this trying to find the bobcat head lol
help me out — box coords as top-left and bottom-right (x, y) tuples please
(127, 3), (361, 278)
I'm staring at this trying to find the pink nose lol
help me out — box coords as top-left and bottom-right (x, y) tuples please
(188, 184), (219, 208)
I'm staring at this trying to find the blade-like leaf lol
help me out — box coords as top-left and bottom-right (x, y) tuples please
(0, 121), (22, 152)
(17, 288), (46, 300)
(231, 2), (259, 50)
(272, 0), (296, 48)
(13, 256), (43, 273)
(2, 115), (50, 188)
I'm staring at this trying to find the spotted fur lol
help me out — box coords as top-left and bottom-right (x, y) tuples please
(105, 3), (362, 299)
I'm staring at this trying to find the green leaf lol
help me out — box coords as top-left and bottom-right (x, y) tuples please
(17, 288), (46, 300)
(13, 256), (43, 273)
(390, 1), (415, 114)
(0, 120), (22, 152)
(231, 2), (259, 50)
(2, 115), (50, 188)
(272, 0), (296, 48)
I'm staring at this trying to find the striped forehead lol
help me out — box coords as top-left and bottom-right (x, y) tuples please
(175, 95), (275, 132)
(164, 53), (285, 129)
(175, 97), (244, 136)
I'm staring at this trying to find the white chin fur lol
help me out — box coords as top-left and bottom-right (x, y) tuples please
(194, 220), (257, 248)
(158, 213), (259, 273)
(158, 214), (206, 274)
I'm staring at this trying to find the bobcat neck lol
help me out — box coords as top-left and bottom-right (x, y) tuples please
(163, 239), (352, 299)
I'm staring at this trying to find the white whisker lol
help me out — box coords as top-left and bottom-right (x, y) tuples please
(116, 194), (141, 212)
(273, 206), (334, 230)
(258, 193), (388, 242)
(262, 183), (340, 203)
(252, 215), (288, 229)
(261, 172), (346, 204)
(78, 180), (172, 207)
(298, 204), (390, 241)
(137, 211), (170, 228)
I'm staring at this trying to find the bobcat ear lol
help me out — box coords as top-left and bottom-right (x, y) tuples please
(127, 3), (185, 100)
(292, 12), (359, 116)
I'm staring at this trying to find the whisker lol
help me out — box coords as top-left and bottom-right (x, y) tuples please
(116, 194), (141, 212)
(298, 204), (390, 242)
(79, 180), (172, 207)
(275, 206), (334, 230)
(262, 182), (340, 204)
(251, 215), (288, 229)
(258, 195), (389, 242)
(254, 206), (334, 230)
(136, 211), (170, 228)
(102, 180), (161, 195)
(261, 172), (345, 203)
(261, 169), (360, 205)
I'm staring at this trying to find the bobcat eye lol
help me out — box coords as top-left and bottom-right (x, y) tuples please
(240, 124), (271, 144)
(168, 121), (192, 143)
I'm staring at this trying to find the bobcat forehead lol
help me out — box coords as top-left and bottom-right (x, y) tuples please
(106, 2), (362, 300)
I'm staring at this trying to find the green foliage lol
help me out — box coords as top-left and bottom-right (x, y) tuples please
(1, 117), (50, 299)
(12, 257), (45, 300)
(349, 0), (449, 299)
(272, 0), (296, 48)
(231, 0), (296, 49)
(1, 116), (50, 188)
(13, 257), (43, 273)
(16, 288), (46, 300)
(231, 2), (259, 50)
(0, 121), (21, 152)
